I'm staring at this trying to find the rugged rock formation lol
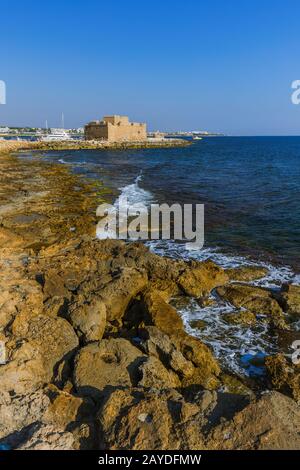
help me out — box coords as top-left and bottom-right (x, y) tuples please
(207, 391), (300, 450)
(1, 315), (78, 395)
(223, 310), (257, 326)
(97, 388), (300, 450)
(141, 290), (184, 336)
(97, 387), (209, 450)
(69, 298), (106, 343)
(0, 151), (299, 450)
(138, 356), (181, 389)
(73, 338), (146, 400)
(178, 260), (228, 297)
(225, 265), (268, 282)
(100, 268), (148, 322)
(279, 284), (300, 317)
(265, 353), (300, 402)
(217, 283), (287, 329)
(138, 326), (195, 379)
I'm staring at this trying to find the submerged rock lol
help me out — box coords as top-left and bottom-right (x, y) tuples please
(223, 310), (256, 326)
(189, 319), (208, 330)
(196, 297), (217, 308)
(217, 284), (287, 329)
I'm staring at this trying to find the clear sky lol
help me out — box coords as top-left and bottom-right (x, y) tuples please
(1, 0), (300, 134)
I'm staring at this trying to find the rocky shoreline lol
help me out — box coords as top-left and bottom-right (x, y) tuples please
(0, 138), (191, 156)
(0, 148), (300, 450)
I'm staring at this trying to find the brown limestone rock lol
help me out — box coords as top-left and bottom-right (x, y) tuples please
(0, 384), (94, 448)
(99, 267), (148, 322)
(207, 391), (300, 450)
(0, 278), (44, 333)
(265, 353), (300, 402)
(223, 310), (257, 326)
(146, 279), (181, 302)
(0, 389), (51, 440)
(97, 387), (206, 450)
(1, 315), (79, 394)
(73, 338), (146, 400)
(178, 333), (221, 390)
(217, 284), (287, 329)
(225, 266), (268, 282)
(43, 384), (94, 429)
(139, 326), (195, 379)
(69, 298), (106, 343)
(16, 424), (76, 450)
(280, 284), (300, 317)
(138, 356), (181, 389)
(141, 290), (184, 336)
(178, 260), (228, 298)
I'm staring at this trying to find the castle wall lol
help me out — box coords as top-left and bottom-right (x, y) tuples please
(84, 116), (147, 142)
(107, 122), (146, 141)
(84, 121), (109, 140)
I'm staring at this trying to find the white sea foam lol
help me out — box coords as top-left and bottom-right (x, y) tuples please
(147, 239), (296, 289)
(292, 274), (300, 285)
(96, 172), (154, 239)
(97, 175), (299, 376)
(117, 173), (154, 209)
(173, 295), (278, 375)
(58, 158), (87, 165)
(147, 238), (299, 375)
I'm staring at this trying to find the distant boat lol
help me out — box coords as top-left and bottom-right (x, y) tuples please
(41, 128), (73, 142)
(193, 135), (203, 140)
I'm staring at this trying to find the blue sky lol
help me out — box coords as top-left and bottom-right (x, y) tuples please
(1, 0), (300, 134)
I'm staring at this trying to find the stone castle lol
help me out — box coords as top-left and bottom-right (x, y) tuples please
(84, 115), (147, 142)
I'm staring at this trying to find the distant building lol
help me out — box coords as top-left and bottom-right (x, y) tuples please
(84, 115), (147, 142)
(0, 127), (10, 133)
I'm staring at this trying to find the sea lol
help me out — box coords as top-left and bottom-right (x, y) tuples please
(22, 136), (300, 376)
